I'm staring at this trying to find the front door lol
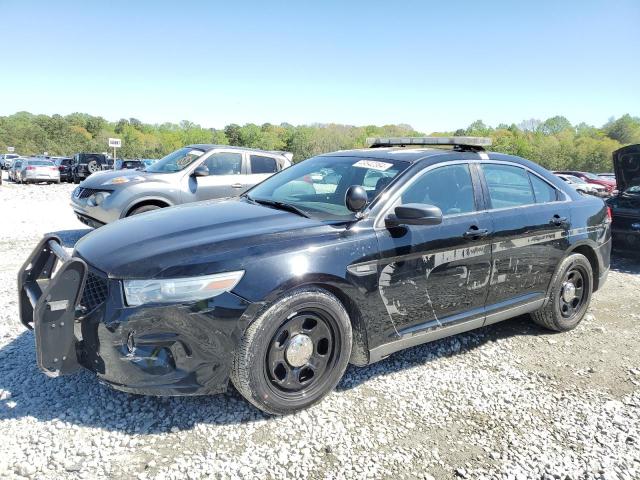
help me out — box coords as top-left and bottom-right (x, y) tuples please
(183, 151), (246, 202)
(375, 162), (493, 340)
(478, 163), (570, 313)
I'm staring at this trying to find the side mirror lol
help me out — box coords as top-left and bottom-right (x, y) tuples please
(385, 203), (443, 227)
(192, 164), (209, 177)
(345, 185), (368, 212)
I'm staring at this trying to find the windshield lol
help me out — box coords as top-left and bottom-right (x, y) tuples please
(624, 185), (640, 195)
(566, 175), (586, 184)
(246, 155), (410, 220)
(582, 172), (600, 180)
(144, 147), (204, 173)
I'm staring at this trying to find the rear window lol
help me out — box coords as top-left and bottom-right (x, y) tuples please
(250, 155), (278, 174)
(28, 160), (54, 166)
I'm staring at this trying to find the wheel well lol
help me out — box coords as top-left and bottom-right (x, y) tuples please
(308, 283), (370, 366)
(125, 199), (170, 217)
(570, 245), (600, 291)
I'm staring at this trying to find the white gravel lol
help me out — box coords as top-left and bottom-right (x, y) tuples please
(1, 170), (639, 479)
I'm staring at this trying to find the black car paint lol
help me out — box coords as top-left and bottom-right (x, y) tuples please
(608, 144), (640, 252)
(20, 149), (611, 396)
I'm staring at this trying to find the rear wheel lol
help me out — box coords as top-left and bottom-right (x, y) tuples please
(531, 253), (593, 332)
(128, 204), (162, 216)
(231, 288), (352, 415)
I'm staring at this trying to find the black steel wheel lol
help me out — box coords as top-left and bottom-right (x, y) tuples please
(531, 253), (593, 332)
(231, 288), (352, 415)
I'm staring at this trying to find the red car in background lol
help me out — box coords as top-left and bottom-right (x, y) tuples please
(554, 171), (617, 193)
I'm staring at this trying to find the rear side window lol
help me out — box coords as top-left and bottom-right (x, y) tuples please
(529, 173), (558, 203)
(250, 155), (278, 174)
(482, 164), (535, 208)
(401, 164), (476, 216)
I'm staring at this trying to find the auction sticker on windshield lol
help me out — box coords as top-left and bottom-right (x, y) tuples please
(352, 160), (393, 171)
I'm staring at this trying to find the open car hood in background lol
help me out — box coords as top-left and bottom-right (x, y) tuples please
(613, 144), (640, 193)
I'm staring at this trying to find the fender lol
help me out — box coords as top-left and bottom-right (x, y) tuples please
(121, 195), (175, 218)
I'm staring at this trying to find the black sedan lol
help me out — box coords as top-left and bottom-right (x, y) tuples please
(18, 137), (611, 415)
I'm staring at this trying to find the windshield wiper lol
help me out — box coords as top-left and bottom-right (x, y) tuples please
(250, 197), (310, 218)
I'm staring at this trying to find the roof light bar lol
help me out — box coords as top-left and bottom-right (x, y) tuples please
(367, 136), (492, 150)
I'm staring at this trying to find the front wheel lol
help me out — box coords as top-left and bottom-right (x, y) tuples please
(230, 288), (352, 415)
(530, 253), (593, 332)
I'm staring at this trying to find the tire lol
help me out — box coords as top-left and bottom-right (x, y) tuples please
(73, 175), (80, 184)
(128, 204), (162, 216)
(530, 253), (593, 332)
(230, 287), (352, 415)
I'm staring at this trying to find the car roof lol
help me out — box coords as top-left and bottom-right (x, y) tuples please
(187, 144), (289, 157)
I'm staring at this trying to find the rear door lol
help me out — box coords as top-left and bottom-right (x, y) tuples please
(375, 161), (493, 339)
(242, 154), (282, 190)
(479, 163), (570, 318)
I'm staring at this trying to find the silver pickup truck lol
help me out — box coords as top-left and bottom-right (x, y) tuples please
(71, 144), (292, 227)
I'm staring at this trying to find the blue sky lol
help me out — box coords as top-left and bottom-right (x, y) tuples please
(0, 0), (638, 132)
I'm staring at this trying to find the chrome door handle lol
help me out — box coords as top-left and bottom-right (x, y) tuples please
(463, 227), (489, 239)
(550, 215), (568, 226)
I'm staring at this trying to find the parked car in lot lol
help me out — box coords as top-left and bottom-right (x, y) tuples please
(554, 170), (616, 194)
(19, 137), (611, 414)
(52, 157), (73, 182)
(70, 145), (292, 227)
(12, 158), (60, 184)
(555, 173), (607, 195)
(1, 153), (20, 170)
(115, 159), (144, 170)
(71, 153), (113, 184)
(597, 172), (616, 182)
(607, 144), (640, 252)
(8, 158), (24, 182)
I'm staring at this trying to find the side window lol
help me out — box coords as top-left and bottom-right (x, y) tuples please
(205, 152), (242, 176)
(482, 164), (535, 209)
(250, 155), (278, 174)
(401, 164), (476, 216)
(529, 173), (558, 203)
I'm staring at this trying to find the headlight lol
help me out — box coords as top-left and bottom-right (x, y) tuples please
(122, 271), (245, 307)
(102, 176), (145, 186)
(87, 191), (111, 206)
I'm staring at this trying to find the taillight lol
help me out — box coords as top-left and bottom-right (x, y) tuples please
(58, 166), (64, 171)
(606, 206), (612, 224)
(51, 166), (58, 171)
(26, 166), (35, 170)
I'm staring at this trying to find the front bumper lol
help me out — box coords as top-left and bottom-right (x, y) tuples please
(71, 187), (120, 225)
(18, 236), (255, 396)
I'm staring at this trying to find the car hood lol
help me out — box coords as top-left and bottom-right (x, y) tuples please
(613, 144), (640, 193)
(78, 168), (173, 188)
(74, 199), (337, 279)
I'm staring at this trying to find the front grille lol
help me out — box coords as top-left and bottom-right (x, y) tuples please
(75, 188), (106, 199)
(79, 272), (109, 313)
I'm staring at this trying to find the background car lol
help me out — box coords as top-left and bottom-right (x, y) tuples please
(71, 145), (292, 227)
(8, 157), (24, 181)
(555, 173), (606, 195)
(52, 156), (73, 182)
(597, 172), (616, 181)
(607, 144), (640, 252)
(115, 159), (144, 170)
(13, 158), (60, 184)
(1, 153), (20, 170)
(71, 153), (113, 183)
(554, 170), (616, 193)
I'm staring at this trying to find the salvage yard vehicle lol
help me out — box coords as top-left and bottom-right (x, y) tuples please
(70, 145), (293, 228)
(607, 144), (640, 252)
(555, 173), (607, 195)
(19, 137), (611, 415)
(52, 157), (73, 182)
(12, 158), (61, 184)
(1, 153), (20, 170)
(554, 170), (616, 194)
(71, 152), (112, 184)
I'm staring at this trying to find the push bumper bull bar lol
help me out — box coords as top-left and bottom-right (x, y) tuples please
(18, 235), (87, 377)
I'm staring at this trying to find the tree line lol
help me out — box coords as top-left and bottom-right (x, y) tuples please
(1, 111), (639, 172)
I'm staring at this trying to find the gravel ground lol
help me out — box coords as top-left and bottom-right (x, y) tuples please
(0, 170), (639, 480)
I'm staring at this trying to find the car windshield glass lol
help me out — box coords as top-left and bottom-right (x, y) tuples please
(582, 172), (599, 180)
(567, 175), (586, 184)
(245, 155), (410, 221)
(624, 186), (640, 194)
(144, 147), (204, 173)
(28, 160), (54, 166)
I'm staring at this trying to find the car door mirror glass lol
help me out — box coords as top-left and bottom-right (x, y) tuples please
(386, 203), (443, 227)
(345, 185), (368, 212)
(192, 164), (209, 177)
